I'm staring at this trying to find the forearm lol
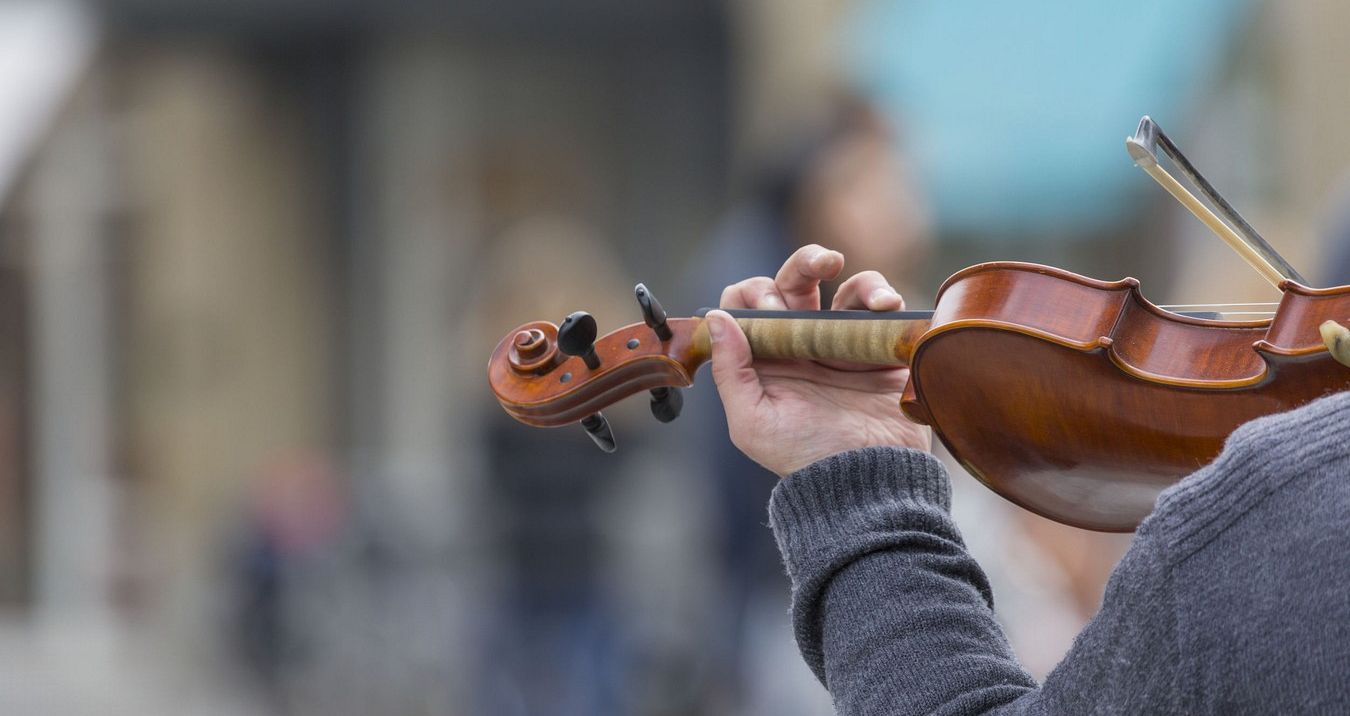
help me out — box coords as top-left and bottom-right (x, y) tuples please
(769, 448), (1036, 714)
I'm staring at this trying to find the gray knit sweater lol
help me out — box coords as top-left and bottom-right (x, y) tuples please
(769, 390), (1350, 715)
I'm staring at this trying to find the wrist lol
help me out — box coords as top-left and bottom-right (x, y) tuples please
(761, 438), (933, 478)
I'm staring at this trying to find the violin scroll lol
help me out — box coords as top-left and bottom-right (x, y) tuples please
(507, 326), (559, 374)
(487, 283), (710, 448)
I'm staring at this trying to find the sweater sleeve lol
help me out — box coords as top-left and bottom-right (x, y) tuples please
(769, 447), (1180, 715)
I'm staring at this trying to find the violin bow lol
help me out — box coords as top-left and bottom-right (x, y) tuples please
(1126, 116), (1309, 289)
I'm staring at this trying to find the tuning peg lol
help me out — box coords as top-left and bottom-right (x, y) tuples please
(649, 387), (683, 423)
(558, 311), (601, 369)
(635, 283), (672, 341)
(580, 412), (617, 452)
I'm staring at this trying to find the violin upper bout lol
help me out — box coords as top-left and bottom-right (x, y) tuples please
(1262, 282), (1350, 360)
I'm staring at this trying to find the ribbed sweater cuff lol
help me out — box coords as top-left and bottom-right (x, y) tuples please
(768, 447), (951, 597)
(767, 447), (954, 684)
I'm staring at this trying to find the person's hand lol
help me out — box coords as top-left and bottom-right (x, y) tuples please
(706, 245), (932, 477)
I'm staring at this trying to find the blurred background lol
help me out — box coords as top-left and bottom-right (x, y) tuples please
(3, 0), (1350, 714)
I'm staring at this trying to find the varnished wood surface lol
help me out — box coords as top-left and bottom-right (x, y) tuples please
(489, 317), (709, 427)
(902, 262), (1350, 531)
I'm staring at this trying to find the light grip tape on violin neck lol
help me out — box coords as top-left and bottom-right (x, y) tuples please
(702, 309), (932, 367)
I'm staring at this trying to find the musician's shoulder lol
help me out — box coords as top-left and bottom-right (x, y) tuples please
(1144, 389), (1350, 561)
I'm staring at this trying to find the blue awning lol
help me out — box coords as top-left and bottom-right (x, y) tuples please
(845, 0), (1256, 237)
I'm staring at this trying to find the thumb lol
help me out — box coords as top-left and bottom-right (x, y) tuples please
(706, 310), (763, 418)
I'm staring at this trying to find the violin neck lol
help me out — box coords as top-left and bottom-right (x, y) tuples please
(714, 309), (933, 367)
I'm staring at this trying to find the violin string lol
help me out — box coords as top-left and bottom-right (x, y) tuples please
(1156, 302), (1280, 309)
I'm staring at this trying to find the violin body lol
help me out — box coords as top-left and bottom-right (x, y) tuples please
(488, 261), (1350, 532)
(901, 262), (1350, 531)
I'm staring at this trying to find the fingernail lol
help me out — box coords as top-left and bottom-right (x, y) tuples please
(707, 313), (725, 342)
(760, 294), (782, 309)
(870, 287), (899, 304)
(810, 250), (833, 271)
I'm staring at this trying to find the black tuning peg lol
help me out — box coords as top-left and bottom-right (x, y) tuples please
(558, 311), (601, 369)
(634, 283), (672, 341)
(634, 284), (682, 422)
(580, 412), (617, 453)
(649, 386), (683, 423)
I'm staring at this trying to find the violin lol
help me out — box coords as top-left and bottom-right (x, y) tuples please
(486, 117), (1350, 532)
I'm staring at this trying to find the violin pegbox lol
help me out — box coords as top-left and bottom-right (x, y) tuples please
(488, 283), (708, 451)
